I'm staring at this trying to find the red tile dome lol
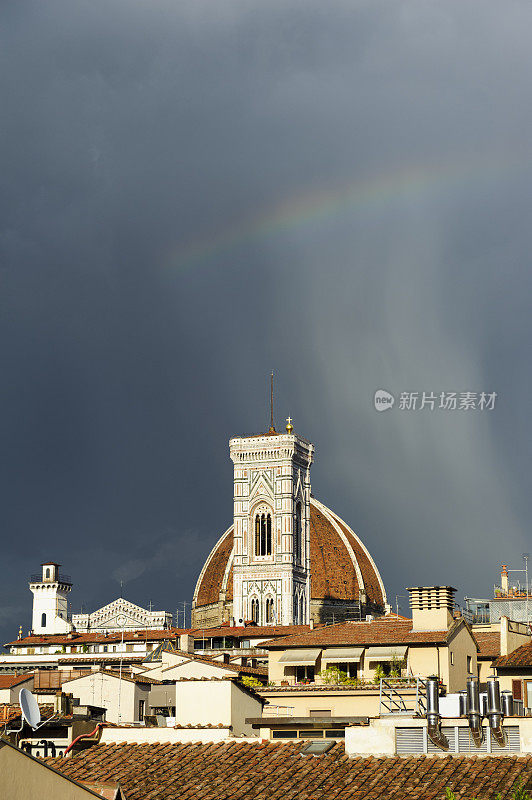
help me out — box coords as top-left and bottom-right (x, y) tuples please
(192, 498), (386, 626)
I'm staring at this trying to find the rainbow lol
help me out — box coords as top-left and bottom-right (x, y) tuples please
(163, 150), (528, 272)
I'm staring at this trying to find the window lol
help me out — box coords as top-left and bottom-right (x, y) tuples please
(138, 700), (145, 721)
(295, 665), (315, 683)
(254, 510), (272, 556)
(126, 644), (133, 653)
(45, 568), (50, 580)
(513, 680), (523, 701)
(334, 662), (358, 679)
(265, 598), (275, 624)
(251, 598), (259, 623)
(294, 502), (302, 561)
(467, 655), (472, 673)
(309, 710), (331, 717)
(525, 681), (532, 710)
(450, 652), (454, 666)
(41, 613), (46, 628)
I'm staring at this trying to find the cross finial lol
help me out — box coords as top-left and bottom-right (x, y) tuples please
(268, 372), (276, 434)
(286, 416), (293, 434)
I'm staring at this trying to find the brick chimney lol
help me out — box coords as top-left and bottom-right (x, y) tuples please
(408, 586), (456, 631)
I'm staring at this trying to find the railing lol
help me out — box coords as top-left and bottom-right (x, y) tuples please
(33, 669), (90, 689)
(416, 678), (427, 715)
(264, 706), (295, 716)
(379, 678), (428, 716)
(30, 574), (72, 585)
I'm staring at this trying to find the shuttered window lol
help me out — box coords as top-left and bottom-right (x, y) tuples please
(512, 680), (523, 700)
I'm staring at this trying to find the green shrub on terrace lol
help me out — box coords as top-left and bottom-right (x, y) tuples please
(318, 666), (352, 685)
(240, 675), (264, 690)
(373, 664), (385, 684)
(445, 778), (531, 800)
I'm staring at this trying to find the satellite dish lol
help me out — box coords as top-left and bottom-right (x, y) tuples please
(19, 688), (41, 729)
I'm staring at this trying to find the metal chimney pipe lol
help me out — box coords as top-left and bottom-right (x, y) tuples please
(487, 677), (506, 748)
(466, 676), (484, 747)
(501, 691), (514, 718)
(425, 676), (449, 751)
(426, 676), (440, 727)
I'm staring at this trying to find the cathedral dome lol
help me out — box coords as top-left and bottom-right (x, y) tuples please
(192, 497), (387, 628)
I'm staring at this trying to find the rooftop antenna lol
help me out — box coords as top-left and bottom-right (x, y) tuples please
(268, 371), (276, 434)
(4, 688), (58, 737)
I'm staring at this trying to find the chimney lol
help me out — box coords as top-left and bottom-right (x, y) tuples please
(309, 618), (314, 631)
(500, 615), (509, 656)
(408, 586), (456, 631)
(179, 633), (194, 653)
(501, 564), (509, 595)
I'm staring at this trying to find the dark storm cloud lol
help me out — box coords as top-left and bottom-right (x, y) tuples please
(1, 0), (532, 643)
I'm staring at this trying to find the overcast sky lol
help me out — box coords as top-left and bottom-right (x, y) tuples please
(1, 0), (531, 646)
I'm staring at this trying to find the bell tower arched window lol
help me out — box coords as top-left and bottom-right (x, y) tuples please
(250, 598), (259, 623)
(41, 613), (46, 628)
(294, 502), (302, 562)
(265, 597), (275, 624)
(254, 510), (272, 556)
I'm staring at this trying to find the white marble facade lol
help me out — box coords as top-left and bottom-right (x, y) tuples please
(72, 598), (172, 632)
(230, 430), (314, 626)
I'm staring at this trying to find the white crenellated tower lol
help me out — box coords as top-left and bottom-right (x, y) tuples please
(230, 417), (314, 626)
(29, 562), (73, 634)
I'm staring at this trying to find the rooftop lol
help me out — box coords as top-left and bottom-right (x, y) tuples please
(47, 742), (532, 800)
(474, 631), (502, 660)
(0, 673), (33, 689)
(262, 618), (466, 649)
(5, 629), (186, 648)
(495, 643), (532, 669)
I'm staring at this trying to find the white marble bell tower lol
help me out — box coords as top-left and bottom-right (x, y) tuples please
(230, 412), (314, 627)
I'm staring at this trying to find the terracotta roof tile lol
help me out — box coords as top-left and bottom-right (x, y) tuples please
(0, 702), (55, 724)
(197, 528), (234, 607)
(47, 743), (532, 800)
(159, 650), (267, 678)
(194, 498), (386, 612)
(331, 513), (384, 606)
(495, 642), (532, 668)
(309, 504), (359, 601)
(190, 624), (318, 639)
(261, 619), (460, 648)
(474, 632), (502, 659)
(0, 673), (33, 689)
(5, 629), (185, 648)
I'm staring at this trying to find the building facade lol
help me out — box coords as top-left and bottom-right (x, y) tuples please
(192, 422), (387, 628)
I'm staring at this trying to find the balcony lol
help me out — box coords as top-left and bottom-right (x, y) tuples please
(30, 574), (72, 585)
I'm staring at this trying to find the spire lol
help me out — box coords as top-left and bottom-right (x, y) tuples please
(268, 371), (276, 434)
